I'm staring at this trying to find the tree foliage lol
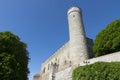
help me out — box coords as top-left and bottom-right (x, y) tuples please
(93, 19), (120, 57)
(0, 31), (29, 80)
(72, 62), (120, 80)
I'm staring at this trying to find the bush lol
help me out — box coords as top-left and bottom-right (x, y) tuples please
(72, 62), (120, 80)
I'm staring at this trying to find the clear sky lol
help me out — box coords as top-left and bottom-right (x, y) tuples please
(0, 0), (120, 80)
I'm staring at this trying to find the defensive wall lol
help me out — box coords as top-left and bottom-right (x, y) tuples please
(33, 6), (120, 80)
(80, 51), (120, 66)
(40, 37), (93, 80)
(53, 51), (120, 80)
(41, 41), (70, 73)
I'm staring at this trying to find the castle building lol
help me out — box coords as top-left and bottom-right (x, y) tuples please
(34, 7), (120, 80)
(33, 6), (120, 80)
(35, 7), (93, 80)
(35, 6), (94, 80)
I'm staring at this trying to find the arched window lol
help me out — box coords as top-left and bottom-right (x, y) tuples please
(64, 60), (67, 65)
(48, 64), (50, 70)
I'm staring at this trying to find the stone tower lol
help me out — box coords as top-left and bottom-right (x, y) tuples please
(67, 7), (89, 66)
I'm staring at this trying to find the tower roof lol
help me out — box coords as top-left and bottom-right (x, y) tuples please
(67, 6), (81, 15)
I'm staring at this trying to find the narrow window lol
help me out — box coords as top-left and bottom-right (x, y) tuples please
(64, 60), (67, 65)
(73, 15), (75, 17)
(48, 64), (50, 70)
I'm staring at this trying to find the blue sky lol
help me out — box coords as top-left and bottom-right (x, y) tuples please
(0, 0), (120, 80)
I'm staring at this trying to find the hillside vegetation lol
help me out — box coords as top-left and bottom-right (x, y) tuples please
(72, 62), (120, 80)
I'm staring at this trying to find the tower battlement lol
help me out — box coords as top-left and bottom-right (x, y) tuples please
(67, 6), (81, 15)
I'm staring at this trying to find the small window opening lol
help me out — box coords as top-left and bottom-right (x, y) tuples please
(73, 15), (75, 17)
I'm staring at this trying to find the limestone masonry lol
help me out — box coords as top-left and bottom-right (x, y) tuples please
(33, 6), (120, 80)
(38, 6), (94, 80)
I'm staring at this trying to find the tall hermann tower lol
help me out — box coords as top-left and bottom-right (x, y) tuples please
(67, 7), (89, 66)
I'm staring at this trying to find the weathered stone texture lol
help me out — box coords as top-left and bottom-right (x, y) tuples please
(40, 42), (71, 80)
(55, 67), (72, 80)
(68, 7), (89, 66)
(40, 38), (93, 80)
(39, 6), (93, 80)
(37, 6), (120, 80)
(41, 42), (70, 73)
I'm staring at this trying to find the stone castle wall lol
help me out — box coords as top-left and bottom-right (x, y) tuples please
(40, 42), (70, 80)
(55, 67), (72, 80)
(41, 37), (94, 72)
(80, 51), (120, 66)
(39, 6), (94, 80)
(34, 6), (120, 80)
(40, 51), (120, 80)
(40, 37), (93, 80)
(41, 41), (70, 73)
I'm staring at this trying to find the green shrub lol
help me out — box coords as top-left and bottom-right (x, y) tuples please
(72, 62), (120, 80)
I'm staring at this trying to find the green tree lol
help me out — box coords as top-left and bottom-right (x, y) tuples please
(0, 31), (29, 80)
(93, 19), (120, 57)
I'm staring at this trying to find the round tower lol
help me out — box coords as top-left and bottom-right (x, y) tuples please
(67, 7), (89, 66)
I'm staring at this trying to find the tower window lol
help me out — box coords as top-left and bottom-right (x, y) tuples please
(48, 64), (50, 70)
(64, 60), (67, 64)
(70, 61), (72, 66)
(73, 15), (75, 17)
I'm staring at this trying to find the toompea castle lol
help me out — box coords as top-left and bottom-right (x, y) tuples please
(33, 6), (120, 80)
